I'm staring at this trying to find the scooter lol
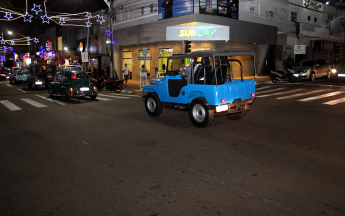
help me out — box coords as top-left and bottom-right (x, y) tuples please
(270, 67), (297, 83)
(93, 77), (106, 92)
(105, 78), (124, 93)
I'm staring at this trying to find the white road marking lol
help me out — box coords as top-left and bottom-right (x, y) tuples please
(70, 98), (86, 103)
(35, 94), (66, 105)
(21, 98), (47, 108)
(256, 89), (304, 98)
(276, 90), (326, 99)
(298, 91), (345, 102)
(18, 88), (26, 92)
(98, 94), (130, 99)
(255, 87), (287, 94)
(6, 84), (12, 87)
(111, 93), (141, 97)
(255, 86), (272, 91)
(0, 100), (22, 111)
(95, 97), (112, 101)
(323, 97), (345, 105)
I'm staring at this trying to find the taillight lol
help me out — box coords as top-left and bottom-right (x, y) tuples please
(221, 99), (225, 103)
(71, 74), (76, 79)
(251, 93), (255, 97)
(70, 88), (73, 92)
(16, 77), (18, 78)
(93, 87), (97, 91)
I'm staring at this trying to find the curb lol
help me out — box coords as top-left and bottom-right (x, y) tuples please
(257, 81), (273, 85)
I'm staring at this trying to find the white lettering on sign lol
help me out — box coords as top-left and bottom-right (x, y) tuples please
(178, 30), (217, 37)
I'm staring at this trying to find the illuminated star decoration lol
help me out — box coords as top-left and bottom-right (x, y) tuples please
(106, 29), (112, 36)
(22, 12), (33, 22)
(97, 15), (105, 25)
(40, 14), (51, 24)
(27, 42), (31, 45)
(107, 38), (118, 45)
(86, 12), (92, 19)
(0, 39), (5, 45)
(59, 18), (66, 25)
(9, 47), (13, 51)
(34, 38), (39, 43)
(4, 12), (13, 20)
(10, 41), (15, 45)
(27, 37), (31, 40)
(86, 20), (92, 27)
(31, 4), (43, 15)
(39, 46), (44, 50)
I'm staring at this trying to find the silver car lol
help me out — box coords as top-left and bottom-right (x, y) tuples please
(293, 59), (331, 81)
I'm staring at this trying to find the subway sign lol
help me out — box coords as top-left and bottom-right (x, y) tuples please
(166, 22), (229, 41)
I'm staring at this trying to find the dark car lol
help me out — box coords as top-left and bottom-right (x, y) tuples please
(0, 69), (9, 79)
(9, 70), (29, 84)
(293, 59), (331, 81)
(27, 64), (57, 90)
(330, 60), (345, 79)
(48, 68), (97, 101)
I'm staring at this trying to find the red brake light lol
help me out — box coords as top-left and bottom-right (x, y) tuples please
(251, 93), (255, 97)
(71, 74), (76, 79)
(221, 99), (225, 103)
(70, 88), (73, 92)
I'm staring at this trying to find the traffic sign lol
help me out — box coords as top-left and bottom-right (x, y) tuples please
(142, 48), (148, 55)
(138, 56), (144, 60)
(145, 57), (152, 60)
(81, 52), (88, 62)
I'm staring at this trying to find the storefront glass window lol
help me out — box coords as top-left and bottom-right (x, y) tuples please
(139, 50), (151, 78)
(123, 51), (132, 79)
(159, 48), (173, 76)
(199, 0), (238, 19)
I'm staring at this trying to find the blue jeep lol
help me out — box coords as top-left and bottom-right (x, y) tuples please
(142, 49), (257, 127)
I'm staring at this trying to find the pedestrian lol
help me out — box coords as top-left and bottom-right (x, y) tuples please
(122, 63), (129, 87)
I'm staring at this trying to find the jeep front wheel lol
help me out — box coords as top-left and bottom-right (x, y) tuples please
(145, 92), (162, 117)
(189, 98), (214, 128)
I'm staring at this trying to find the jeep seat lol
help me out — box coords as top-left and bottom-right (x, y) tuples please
(209, 57), (227, 85)
(194, 57), (212, 84)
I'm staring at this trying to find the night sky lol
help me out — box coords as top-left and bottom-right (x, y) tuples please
(1, 0), (108, 38)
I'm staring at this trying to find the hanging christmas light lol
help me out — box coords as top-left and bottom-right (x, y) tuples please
(96, 15), (105, 25)
(86, 12), (92, 19)
(10, 41), (15, 45)
(22, 12), (33, 22)
(41, 14), (51, 24)
(106, 30), (112, 36)
(86, 20), (92, 27)
(4, 12), (13, 20)
(26, 37), (31, 40)
(59, 18), (66, 25)
(0, 39), (5, 45)
(9, 47), (13, 51)
(27, 42), (31, 45)
(34, 38), (39, 43)
(31, 4), (43, 15)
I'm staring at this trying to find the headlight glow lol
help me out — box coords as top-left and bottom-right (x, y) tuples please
(332, 69), (337, 73)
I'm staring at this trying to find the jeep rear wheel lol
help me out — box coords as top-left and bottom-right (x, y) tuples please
(189, 98), (214, 128)
(145, 92), (162, 117)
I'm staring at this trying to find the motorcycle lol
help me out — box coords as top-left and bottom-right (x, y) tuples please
(270, 67), (297, 83)
(105, 78), (124, 93)
(93, 77), (106, 92)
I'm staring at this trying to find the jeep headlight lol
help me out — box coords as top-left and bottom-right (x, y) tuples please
(332, 69), (337, 73)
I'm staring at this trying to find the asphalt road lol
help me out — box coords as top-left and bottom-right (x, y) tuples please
(0, 78), (345, 216)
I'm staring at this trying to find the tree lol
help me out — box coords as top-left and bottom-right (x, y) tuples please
(0, 0), (13, 7)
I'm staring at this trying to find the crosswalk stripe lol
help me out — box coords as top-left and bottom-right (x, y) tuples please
(21, 98), (47, 108)
(323, 97), (345, 105)
(35, 94), (66, 105)
(255, 87), (287, 94)
(98, 94), (130, 99)
(70, 98), (86, 103)
(298, 91), (345, 102)
(0, 100), (22, 111)
(255, 86), (272, 91)
(111, 93), (141, 97)
(18, 88), (26, 92)
(277, 90), (326, 99)
(96, 96), (112, 101)
(6, 84), (12, 87)
(256, 89), (304, 98)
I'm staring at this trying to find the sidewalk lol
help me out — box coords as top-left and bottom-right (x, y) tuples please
(122, 75), (272, 94)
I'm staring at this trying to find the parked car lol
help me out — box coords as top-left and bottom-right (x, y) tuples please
(293, 59), (331, 81)
(48, 68), (97, 101)
(0, 69), (8, 79)
(142, 49), (256, 128)
(330, 60), (345, 79)
(9, 70), (29, 84)
(329, 58), (344, 67)
(27, 64), (57, 90)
